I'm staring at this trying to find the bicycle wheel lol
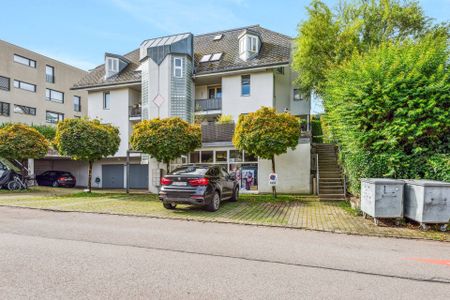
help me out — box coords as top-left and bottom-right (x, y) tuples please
(7, 180), (21, 191)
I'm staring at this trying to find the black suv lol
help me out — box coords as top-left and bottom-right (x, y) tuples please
(159, 165), (239, 211)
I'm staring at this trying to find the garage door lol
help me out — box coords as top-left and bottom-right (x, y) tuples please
(102, 164), (124, 188)
(129, 164), (148, 189)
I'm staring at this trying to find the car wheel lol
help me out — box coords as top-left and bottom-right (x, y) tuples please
(163, 202), (177, 210)
(52, 181), (59, 187)
(206, 191), (220, 212)
(230, 187), (239, 202)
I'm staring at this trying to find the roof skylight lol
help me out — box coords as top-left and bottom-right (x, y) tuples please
(200, 54), (212, 62)
(210, 53), (223, 61)
(213, 34), (223, 41)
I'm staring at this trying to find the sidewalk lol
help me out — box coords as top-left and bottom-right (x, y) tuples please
(0, 187), (448, 241)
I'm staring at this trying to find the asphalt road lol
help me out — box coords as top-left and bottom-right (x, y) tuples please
(0, 207), (449, 299)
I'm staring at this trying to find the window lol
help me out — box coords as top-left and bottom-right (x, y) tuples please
(200, 54), (211, 63)
(248, 36), (258, 53)
(103, 92), (110, 110)
(46, 111), (64, 124)
(173, 57), (183, 78)
(213, 34), (223, 41)
(73, 95), (81, 112)
(13, 80), (36, 92)
(190, 151), (200, 163)
(46, 88), (64, 103)
(0, 101), (10, 116)
(45, 65), (55, 83)
(293, 89), (302, 101)
(13, 54), (36, 68)
(210, 53), (222, 61)
(14, 104), (36, 116)
(201, 151), (213, 163)
(241, 75), (250, 96)
(208, 87), (222, 99)
(215, 151), (227, 162)
(0, 75), (10, 91)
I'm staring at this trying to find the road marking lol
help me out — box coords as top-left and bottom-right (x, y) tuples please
(404, 258), (450, 267)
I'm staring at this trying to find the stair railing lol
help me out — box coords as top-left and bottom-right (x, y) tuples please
(316, 153), (320, 195)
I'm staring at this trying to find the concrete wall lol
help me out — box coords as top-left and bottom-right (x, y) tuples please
(221, 71), (274, 121)
(0, 40), (87, 125)
(274, 69), (291, 113)
(146, 56), (170, 119)
(258, 144), (311, 194)
(88, 88), (134, 157)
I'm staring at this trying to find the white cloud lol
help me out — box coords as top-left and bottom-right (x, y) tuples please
(109, 0), (246, 34)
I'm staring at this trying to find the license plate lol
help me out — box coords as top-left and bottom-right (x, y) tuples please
(172, 181), (187, 186)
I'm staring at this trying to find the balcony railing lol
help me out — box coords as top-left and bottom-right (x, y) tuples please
(201, 122), (235, 143)
(129, 105), (141, 119)
(195, 98), (222, 112)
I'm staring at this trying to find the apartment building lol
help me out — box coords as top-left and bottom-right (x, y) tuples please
(0, 40), (88, 125)
(72, 25), (312, 193)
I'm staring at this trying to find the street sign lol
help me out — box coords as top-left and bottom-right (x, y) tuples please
(141, 154), (149, 164)
(269, 173), (278, 186)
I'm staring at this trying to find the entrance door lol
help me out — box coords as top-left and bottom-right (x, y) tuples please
(102, 164), (124, 188)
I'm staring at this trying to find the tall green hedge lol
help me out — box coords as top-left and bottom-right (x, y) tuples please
(323, 35), (450, 194)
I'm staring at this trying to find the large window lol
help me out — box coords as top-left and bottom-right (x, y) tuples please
(13, 54), (36, 68)
(103, 92), (110, 110)
(73, 95), (81, 112)
(0, 76), (10, 91)
(293, 89), (302, 101)
(173, 57), (183, 78)
(14, 104), (36, 116)
(46, 111), (64, 124)
(45, 65), (55, 83)
(46, 88), (64, 103)
(106, 57), (119, 78)
(13, 80), (36, 92)
(0, 101), (10, 116)
(241, 75), (250, 96)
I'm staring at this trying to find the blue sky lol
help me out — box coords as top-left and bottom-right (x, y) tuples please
(1, 0), (448, 71)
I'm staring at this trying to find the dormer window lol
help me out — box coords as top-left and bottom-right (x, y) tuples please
(199, 53), (223, 63)
(213, 34), (223, 41)
(105, 57), (119, 78)
(238, 30), (261, 61)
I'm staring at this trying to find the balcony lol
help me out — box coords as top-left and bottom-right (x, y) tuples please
(201, 122), (235, 143)
(129, 105), (141, 121)
(195, 98), (222, 114)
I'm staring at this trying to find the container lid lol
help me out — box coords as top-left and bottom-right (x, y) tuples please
(403, 179), (450, 187)
(361, 178), (405, 184)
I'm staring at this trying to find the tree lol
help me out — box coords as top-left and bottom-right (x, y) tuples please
(233, 107), (301, 197)
(323, 34), (450, 194)
(0, 123), (49, 162)
(55, 118), (120, 192)
(293, 0), (431, 96)
(130, 117), (201, 171)
(31, 125), (56, 143)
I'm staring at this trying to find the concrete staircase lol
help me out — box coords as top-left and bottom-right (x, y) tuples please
(316, 144), (346, 200)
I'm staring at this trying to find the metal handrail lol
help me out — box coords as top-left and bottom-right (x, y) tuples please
(316, 153), (320, 195)
(195, 98), (222, 112)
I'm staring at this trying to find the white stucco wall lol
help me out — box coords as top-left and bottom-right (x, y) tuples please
(274, 69), (291, 113)
(258, 143), (311, 194)
(221, 71), (274, 121)
(88, 88), (131, 157)
(146, 56), (170, 119)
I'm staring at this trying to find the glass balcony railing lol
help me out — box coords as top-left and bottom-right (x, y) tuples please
(129, 106), (141, 119)
(195, 98), (222, 112)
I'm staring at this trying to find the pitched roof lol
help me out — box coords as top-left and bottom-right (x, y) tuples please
(72, 25), (292, 89)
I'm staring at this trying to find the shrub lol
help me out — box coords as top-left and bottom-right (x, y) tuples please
(216, 114), (234, 124)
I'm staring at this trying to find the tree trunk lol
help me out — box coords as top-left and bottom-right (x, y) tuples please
(271, 155), (277, 198)
(88, 160), (93, 193)
(166, 161), (170, 174)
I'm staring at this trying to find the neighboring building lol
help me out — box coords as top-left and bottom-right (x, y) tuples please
(0, 40), (88, 125)
(72, 25), (312, 193)
(0, 40), (88, 181)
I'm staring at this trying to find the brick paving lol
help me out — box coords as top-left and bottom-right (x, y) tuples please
(0, 188), (448, 241)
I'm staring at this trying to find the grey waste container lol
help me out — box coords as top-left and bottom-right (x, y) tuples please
(361, 178), (405, 225)
(404, 180), (450, 232)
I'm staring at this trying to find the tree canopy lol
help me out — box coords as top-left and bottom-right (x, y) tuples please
(293, 0), (433, 95)
(0, 123), (49, 161)
(55, 118), (120, 191)
(130, 117), (201, 170)
(233, 107), (301, 196)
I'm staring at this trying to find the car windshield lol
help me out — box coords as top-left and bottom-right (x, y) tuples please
(57, 172), (72, 177)
(170, 166), (207, 176)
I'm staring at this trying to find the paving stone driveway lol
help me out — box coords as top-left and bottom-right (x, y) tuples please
(0, 188), (448, 241)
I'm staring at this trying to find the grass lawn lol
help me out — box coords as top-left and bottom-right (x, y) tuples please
(0, 186), (448, 241)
